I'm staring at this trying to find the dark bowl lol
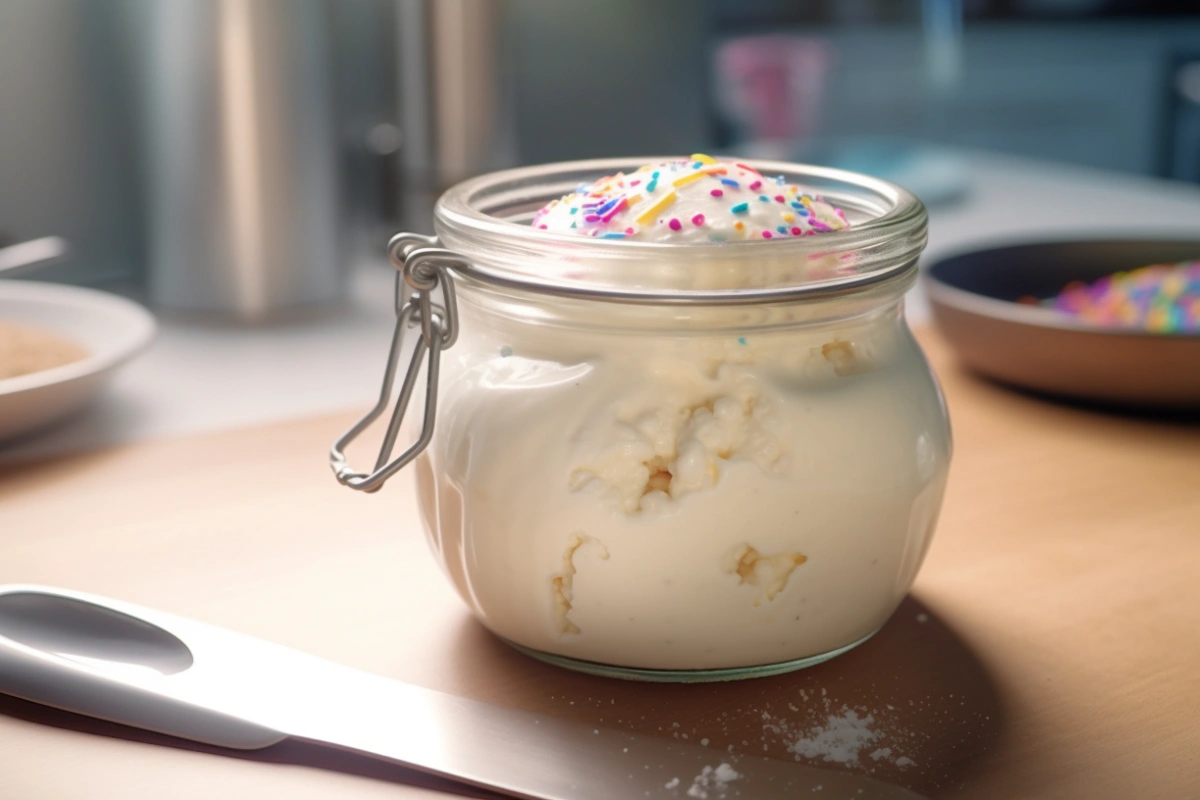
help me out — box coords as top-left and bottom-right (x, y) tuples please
(925, 239), (1200, 410)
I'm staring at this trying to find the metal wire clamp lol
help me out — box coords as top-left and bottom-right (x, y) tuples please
(329, 233), (466, 493)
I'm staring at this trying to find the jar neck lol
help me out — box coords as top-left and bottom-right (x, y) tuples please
(448, 267), (916, 360)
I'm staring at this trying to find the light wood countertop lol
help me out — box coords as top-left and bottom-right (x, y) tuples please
(1, 329), (1197, 799)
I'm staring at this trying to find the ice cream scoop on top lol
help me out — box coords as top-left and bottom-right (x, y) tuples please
(531, 154), (851, 244)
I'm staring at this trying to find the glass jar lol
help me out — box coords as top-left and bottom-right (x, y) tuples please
(332, 158), (950, 682)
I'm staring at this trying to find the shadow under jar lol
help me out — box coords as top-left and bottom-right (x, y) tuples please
(332, 158), (950, 682)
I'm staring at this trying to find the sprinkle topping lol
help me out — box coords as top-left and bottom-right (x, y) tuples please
(530, 155), (852, 243)
(1022, 259), (1200, 333)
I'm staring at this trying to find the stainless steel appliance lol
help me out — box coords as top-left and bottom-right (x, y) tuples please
(143, 0), (340, 320)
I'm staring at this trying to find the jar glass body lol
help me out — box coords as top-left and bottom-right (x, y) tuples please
(410, 159), (950, 679)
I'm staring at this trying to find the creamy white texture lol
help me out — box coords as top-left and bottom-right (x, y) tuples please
(567, 360), (788, 514)
(415, 306), (951, 671)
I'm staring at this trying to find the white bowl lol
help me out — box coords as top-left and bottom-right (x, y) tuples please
(0, 281), (155, 442)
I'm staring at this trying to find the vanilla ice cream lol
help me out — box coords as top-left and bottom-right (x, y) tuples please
(405, 156), (948, 675)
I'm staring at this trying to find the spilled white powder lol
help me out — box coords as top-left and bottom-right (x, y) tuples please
(786, 709), (880, 764)
(733, 694), (925, 773)
(666, 777), (681, 789)
(685, 763), (742, 798)
(713, 765), (740, 782)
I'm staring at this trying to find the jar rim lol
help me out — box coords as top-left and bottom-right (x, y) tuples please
(433, 157), (928, 303)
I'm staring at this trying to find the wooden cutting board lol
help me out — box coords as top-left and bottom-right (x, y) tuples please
(0, 329), (1197, 800)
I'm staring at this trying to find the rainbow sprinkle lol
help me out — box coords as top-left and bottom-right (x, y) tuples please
(530, 155), (851, 243)
(1021, 259), (1200, 334)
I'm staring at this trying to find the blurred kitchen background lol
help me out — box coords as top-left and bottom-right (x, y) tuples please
(2, 0), (1199, 302)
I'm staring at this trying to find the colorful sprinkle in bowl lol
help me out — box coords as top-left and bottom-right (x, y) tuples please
(926, 239), (1200, 410)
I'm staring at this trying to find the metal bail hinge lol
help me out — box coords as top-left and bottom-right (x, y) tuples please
(329, 233), (467, 493)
